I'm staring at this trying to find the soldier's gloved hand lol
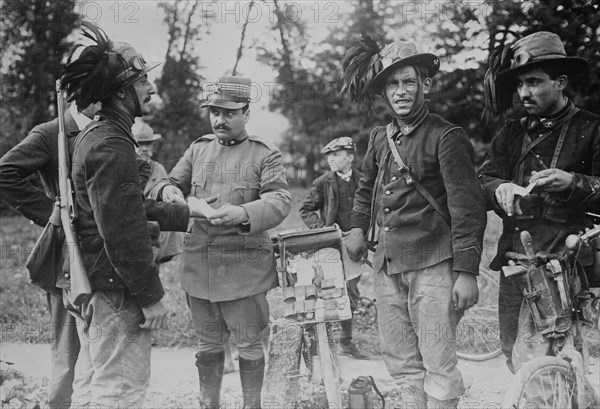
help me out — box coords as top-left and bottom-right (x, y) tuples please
(345, 228), (368, 263)
(495, 183), (524, 217)
(529, 169), (574, 193)
(162, 185), (186, 204)
(452, 272), (478, 310)
(140, 300), (169, 330)
(208, 203), (249, 226)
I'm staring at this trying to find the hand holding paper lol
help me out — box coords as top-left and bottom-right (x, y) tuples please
(188, 196), (218, 218)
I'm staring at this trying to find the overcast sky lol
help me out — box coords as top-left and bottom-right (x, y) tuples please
(79, 0), (354, 145)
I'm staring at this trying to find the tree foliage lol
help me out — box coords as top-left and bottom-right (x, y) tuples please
(256, 0), (599, 171)
(147, 1), (214, 171)
(0, 0), (79, 157)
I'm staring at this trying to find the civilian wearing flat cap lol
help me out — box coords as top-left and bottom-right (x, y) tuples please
(152, 76), (291, 409)
(478, 31), (600, 373)
(299, 137), (367, 358)
(342, 38), (486, 408)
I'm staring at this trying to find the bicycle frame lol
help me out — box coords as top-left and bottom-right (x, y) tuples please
(502, 225), (600, 409)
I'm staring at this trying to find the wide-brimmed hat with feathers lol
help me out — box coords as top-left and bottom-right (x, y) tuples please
(482, 31), (588, 125)
(341, 34), (439, 112)
(60, 22), (160, 109)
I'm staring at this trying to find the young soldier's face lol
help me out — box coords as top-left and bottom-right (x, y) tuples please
(327, 150), (354, 173)
(383, 65), (430, 117)
(210, 106), (249, 143)
(516, 68), (566, 117)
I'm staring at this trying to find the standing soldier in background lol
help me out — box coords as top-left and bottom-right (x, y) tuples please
(0, 99), (100, 409)
(299, 136), (367, 359)
(153, 76), (291, 409)
(342, 37), (486, 409)
(132, 119), (183, 264)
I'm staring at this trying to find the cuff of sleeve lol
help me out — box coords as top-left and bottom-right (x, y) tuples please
(350, 211), (370, 232)
(173, 203), (191, 231)
(453, 246), (481, 275)
(153, 183), (169, 201)
(559, 173), (591, 204)
(238, 203), (258, 234)
(130, 267), (165, 307)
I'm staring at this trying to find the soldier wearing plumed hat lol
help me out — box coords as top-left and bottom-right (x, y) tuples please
(58, 22), (211, 407)
(478, 31), (600, 373)
(341, 36), (487, 408)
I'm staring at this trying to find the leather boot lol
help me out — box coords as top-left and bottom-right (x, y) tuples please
(195, 351), (224, 409)
(238, 356), (265, 409)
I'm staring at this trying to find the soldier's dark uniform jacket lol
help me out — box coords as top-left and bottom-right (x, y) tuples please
(69, 107), (190, 307)
(0, 111), (154, 228)
(478, 103), (600, 270)
(0, 113), (79, 226)
(351, 113), (486, 275)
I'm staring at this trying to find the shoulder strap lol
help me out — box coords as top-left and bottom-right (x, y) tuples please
(514, 107), (580, 183)
(385, 125), (451, 225)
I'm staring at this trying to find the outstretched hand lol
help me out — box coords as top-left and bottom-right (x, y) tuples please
(529, 169), (573, 193)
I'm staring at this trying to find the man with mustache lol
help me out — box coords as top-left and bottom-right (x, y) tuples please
(343, 40), (486, 409)
(57, 24), (213, 407)
(153, 76), (291, 409)
(478, 31), (600, 372)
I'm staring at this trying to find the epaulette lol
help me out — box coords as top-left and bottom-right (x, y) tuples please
(192, 134), (216, 144)
(248, 135), (275, 150)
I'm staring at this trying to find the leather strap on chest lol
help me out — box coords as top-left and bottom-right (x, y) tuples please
(514, 108), (579, 184)
(385, 123), (453, 225)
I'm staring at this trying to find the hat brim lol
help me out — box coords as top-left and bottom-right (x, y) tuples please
(200, 99), (248, 109)
(119, 62), (162, 91)
(136, 134), (162, 143)
(497, 57), (588, 83)
(372, 53), (440, 91)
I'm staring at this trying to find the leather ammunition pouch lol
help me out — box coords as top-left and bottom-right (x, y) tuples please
(512, 261), (573, 338)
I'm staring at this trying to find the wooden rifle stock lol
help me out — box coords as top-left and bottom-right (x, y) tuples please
(56, 80), (91, 305)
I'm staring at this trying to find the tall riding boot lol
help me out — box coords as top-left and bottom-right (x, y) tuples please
(195, 351), (224, 409)
(238, 356), (265, 409)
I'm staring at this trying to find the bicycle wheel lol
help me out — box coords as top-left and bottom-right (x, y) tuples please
(503, 356), (579, 409)
(456, 266), (502, 361)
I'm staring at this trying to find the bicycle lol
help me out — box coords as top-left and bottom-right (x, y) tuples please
(501, 226), (600, 409)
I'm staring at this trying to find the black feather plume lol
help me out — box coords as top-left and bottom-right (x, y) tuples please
(60, 22), (123, 110)
(482, 30), (521, 126)
(341, 33), (383, 112)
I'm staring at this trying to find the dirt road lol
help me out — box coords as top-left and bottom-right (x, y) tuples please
(1, 342), (523, 408)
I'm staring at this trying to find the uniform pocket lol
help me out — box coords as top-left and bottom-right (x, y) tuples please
(191, 178), (211, 199)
